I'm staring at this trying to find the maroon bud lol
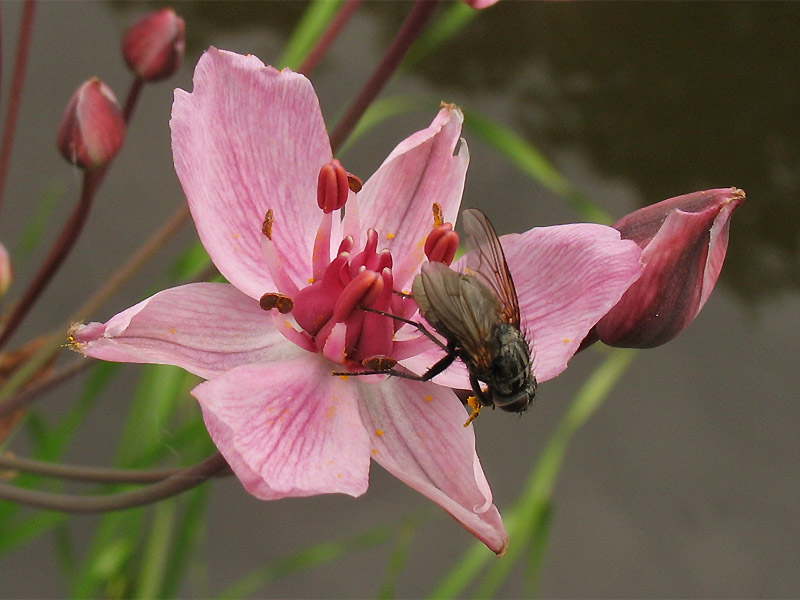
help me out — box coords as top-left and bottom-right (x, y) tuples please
(57, 78), (125, 170)
(122, 8), (185, 82)
(595, 188), (745, 348)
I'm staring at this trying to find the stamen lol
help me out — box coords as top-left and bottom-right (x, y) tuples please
(260, 209), (300, 298)
(262, 209), (274, 239)
(317, 159), (349, 214)
(432, 203), (444, 228)
(259, 292), (294, 314)
(346, 171), (363, 193)
(424, 222), (459, 266)
(333, 270), (383, 322)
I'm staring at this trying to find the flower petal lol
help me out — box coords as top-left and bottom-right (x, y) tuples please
(171, 48), (332, 299)
(193, 358), (371, 499)
(71, 283), (304, 379)
(500, 224), (642, 381)
(356, 377), (508, 554)
(357, 105), (468, 288)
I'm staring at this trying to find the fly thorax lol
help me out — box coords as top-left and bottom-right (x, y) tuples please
(489, 323), (534, 398)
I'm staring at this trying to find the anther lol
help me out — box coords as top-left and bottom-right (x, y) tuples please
(317, 159), (350, 213)
(432, 203), (444, 228)
(260, 292), (294, 314)
(424, 222), (459, 266)
(346, 171), (363, 193)
(262, 209), (274, 239)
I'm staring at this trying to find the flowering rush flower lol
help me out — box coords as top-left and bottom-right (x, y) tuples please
(70, 48), (642, 553)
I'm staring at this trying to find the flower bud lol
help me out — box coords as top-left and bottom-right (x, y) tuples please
(122, 8), (185, 82)
(0, 241), (12, 298)
(595, 188), (745, 348)
(57, 78), (125, 170)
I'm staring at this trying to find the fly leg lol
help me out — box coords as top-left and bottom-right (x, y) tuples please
(358, 306), (448, 352)
(463, 373), (490, 427)
(332, 342), (457, 381)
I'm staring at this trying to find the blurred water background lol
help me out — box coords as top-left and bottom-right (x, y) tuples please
(1, 2), (799, 597)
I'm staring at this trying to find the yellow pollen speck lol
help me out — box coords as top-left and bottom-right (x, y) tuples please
(308, 277), (315, 284)
(372, 449), (379, 455)
(563, 338), (571, 343)
(169, 328), (176, 334)
(386, 232), (395, 240)
(338, 374), (350, 380)
(326, 406), (337, 419)
(376, 429), (384, 437)
(424, 395), (433, 403)
(338, 474), (343, 478)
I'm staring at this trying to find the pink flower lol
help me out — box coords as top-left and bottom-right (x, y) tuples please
(595, 188), (745, 348)
(70, 48), (642, 553)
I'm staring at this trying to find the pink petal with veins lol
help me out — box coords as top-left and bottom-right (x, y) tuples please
(357, 106), (468, 288)
(194, 358), (371, 499)
(71, 283), (303, 380)
(171, 48), (332, 299)
(356, 376), (508, 554)
(498, 223), (642, 381)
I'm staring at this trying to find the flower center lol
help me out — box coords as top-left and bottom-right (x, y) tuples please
(259, 161), (457, 370)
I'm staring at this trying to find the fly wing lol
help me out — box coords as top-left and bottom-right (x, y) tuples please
(462, 208), (521, 327)
(413, 261), (499, 372)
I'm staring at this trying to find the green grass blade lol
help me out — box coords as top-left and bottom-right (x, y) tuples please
(134, 498), (177, 599)
(159, 484), (211, 599)
(463, 109), (614, 225)
(404, 2), (477, 71)
(278, 0), (344, 70)
(16, 182), (65, 260)
(376, 518), (420, 599)
(216, 523), (397, 599)
(338, 96), (423, 156)
(430, 348), (637, 598)
(475, 348), (638, 598)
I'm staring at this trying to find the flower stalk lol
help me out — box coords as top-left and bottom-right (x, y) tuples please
(328, 0), (440, 152)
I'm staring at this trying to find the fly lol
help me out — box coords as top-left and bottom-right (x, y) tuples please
(342, 208), (537, 424)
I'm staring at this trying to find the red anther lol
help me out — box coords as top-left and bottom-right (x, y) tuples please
(317, 159), (350, 213)
(333, 270), (383, 322)
(262, 209), (274, 239)
(424, 223), (459, 266)
(259, 292), (294, 314)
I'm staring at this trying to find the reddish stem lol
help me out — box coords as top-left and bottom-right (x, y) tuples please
(123, 76), (144, 123)
(298, 0), (363, 77)
(0, 0), (36, 221)
(0, 167), (104, 350)
(328, 0), (439, 153)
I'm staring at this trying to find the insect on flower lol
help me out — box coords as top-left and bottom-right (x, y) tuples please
(353, 209), (537, 424)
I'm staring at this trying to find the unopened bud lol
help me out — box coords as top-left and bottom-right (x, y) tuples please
(595, 188), (745, 348)
(122, 8), (185, 81)
(57, 78), (125, 170)
(0, 242), (12, 298)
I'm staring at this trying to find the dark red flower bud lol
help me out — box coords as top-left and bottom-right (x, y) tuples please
(122, 8), (185, 82)
(595, 188), (745, 348)
(57, 78), (125, 170)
